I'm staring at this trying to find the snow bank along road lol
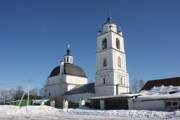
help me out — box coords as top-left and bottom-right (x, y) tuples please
(0, 105), (180, 120)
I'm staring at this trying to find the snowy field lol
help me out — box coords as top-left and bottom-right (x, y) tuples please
(0, 105), (180, 120)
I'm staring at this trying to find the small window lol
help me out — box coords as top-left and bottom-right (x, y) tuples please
(118, 57), (121, 67)
(116, 38), (120, 49)
(103, 78), (106, 84)
(102, 39), (107, 50)
(165, 101), (171, 106)
(103, 58), (107, 67)
(173, 102), (177, 106)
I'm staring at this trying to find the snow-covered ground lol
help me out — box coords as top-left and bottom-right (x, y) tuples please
(0, 105), (180, 120)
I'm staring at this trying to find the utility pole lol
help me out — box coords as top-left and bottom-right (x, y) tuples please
(18, 80), (31, 112)
(26, 80), (31, 112)
(18, 91), (26, 107)
(27, 80), (31, 106)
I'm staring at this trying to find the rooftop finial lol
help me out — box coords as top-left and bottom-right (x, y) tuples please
(66, 44), (71, 55)
(107, 16), (112, 23)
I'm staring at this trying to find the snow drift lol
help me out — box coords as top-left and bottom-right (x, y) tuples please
(0, 105), (180, 120)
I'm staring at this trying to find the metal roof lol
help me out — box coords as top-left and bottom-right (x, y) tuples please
(141, 77), (180, 90)
(49, 63), (87, 78)
(64, 83), (95, 95)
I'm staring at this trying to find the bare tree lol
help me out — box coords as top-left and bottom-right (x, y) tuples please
(0, 89), (16, 104)
(130, 79), (145, 93)
(138, 80), (145, 91)
(131, 79), (138, 93)
(14, 86), (24, 100)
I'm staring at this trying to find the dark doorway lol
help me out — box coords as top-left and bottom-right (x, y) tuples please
(105, 98), (128, 110)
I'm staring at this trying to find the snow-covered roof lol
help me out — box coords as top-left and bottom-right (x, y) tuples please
(64, 83), (95, 95)
(90, 93), (139, 100)
(137, 85), (180, 101)
(137, 94), (180, 101)
(141, 77), (180, 90)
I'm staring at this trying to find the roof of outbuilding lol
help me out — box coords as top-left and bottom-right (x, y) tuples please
(49, 63), (86, 78)
(141, 77), (180, 91)
(64, 83), (95, 95)
(90, 93), (139, 100)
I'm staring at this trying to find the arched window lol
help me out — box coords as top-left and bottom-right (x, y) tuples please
(116, 38), (120, 49)
(118, 57), (121, 67)
(103, 58), (107, 67)
(102, 39), (107, 50)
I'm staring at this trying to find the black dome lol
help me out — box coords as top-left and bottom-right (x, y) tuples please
(49, 63), (86, 78)
(49, 66), (60, 77)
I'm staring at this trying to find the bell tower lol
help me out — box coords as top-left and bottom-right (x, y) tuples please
(95, 17), (129, 96)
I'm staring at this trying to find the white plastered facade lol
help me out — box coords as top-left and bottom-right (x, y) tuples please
(95, 21), (129, 96)
(44, 72), (88, 98)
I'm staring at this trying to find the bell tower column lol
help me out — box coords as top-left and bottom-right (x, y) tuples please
(95, 17), (129, 96)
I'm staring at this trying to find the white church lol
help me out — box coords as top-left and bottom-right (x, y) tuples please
(43, 17), (180, 110)
(43, 17), (130, 106)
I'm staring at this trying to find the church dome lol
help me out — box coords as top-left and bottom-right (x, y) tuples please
(49, 66), (60, 77)
(49, 63), (87, 78)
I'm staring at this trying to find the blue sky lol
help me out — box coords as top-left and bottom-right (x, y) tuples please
(0, 0), (180, 89)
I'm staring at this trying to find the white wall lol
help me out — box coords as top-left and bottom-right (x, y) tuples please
(64, 93), (95, 103)
(95, 86), (115, 96)
(95, 70), (114, 86)
(65, 75), (88, 85)
(129, 99), (165, 111)
(45, 83), (67, 97)
(44, 74), (88, 98)
(44, 75), (66, 97)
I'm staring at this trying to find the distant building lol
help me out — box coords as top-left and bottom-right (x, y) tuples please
(129, 77), (180, 111)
